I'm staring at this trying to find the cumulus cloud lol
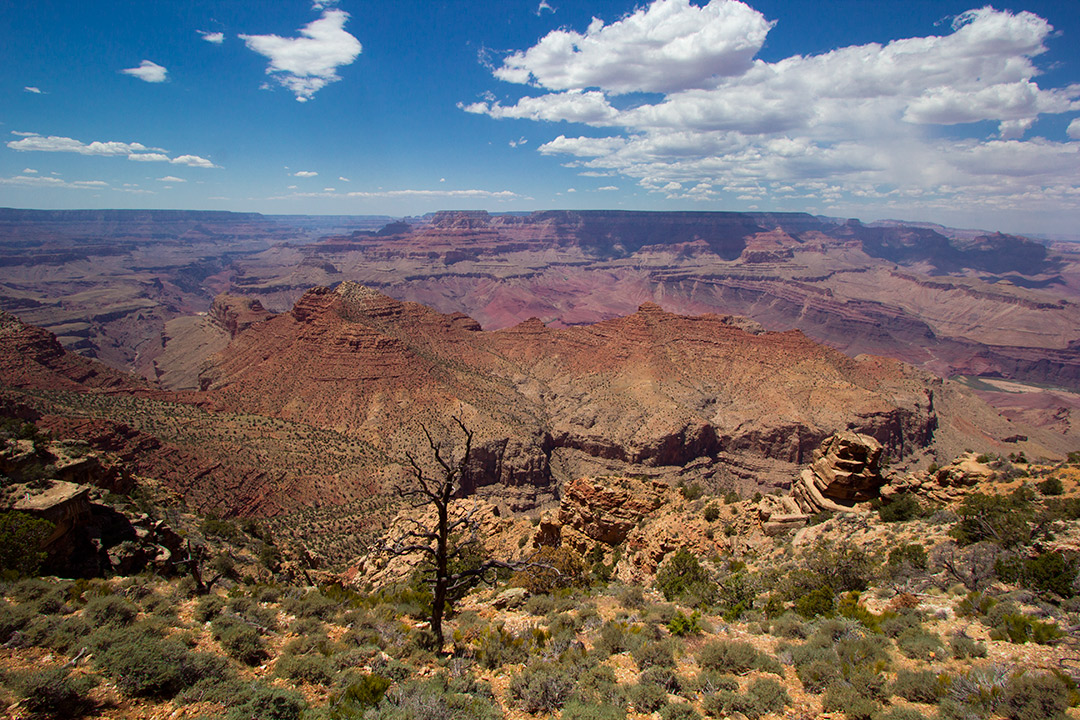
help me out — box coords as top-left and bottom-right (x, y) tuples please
(198, 30), (225, 44)
(292, 170), (318, 177)
(121, 60), (168, 83)
(157, 175), (185, 182)
(495, 0), (773, 94)
(240, 9), (361, 101)
(468, 2), (1080, 217)
(23, 86), (43, 94)
(6, 133), (219, 167)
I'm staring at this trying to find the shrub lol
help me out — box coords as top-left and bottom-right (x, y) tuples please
(1001, 672), (1069, 720)
(891, 669), (946, 704)
(633, 638), (676, 669)
(11, 665), (98, 718)
(879, 494), (923, 522)
(770, 612), (808, 638)
(629, 682), (668, 712)
(822, 683), (881, 720)
(0, 511), (53, 579)
(996, 551), (1077, 598)
(702, 678), (790, 720)
(679, 482), (703, 501)
(193, 594), (226, 622)
(950, 492), (1033, 547)
(276, 653), (334, 685)
(513, 546), (589, 594)
(216, 620), (267, 665)
(365, 677), (498, 720)
(895, 627), (945, 660)
(560, 701), (627, 720)
(888, 543), (928, 570)
(795, 585), (835, 618)
(950, 633), (988, 659)
(703, 504), (721, 522)
(83, 595), (138, 627)
(224, 685), (307, 720)
(655, 549), (714, 606)
(284, 589), (339, 619)
(667, 610), (702, 636)
(509, 662), (577, 713)
(328, 674), (392, 719)
(698, 639), (765, 674)
(1037, 477), (1064, 496)
(93, 630), (230, 699)
(837, 634), (890, 669)
(640, 666), (679, 693)
(660, 702), (701, 720)
(991, 613), (1064, 645)
(473, 624), (529, 669)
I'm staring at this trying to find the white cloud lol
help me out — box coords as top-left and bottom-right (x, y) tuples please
(312, 0), (339, 8)
(338, 175), (350, 182)
(322, 187), (336, 192)
(495, 0), (773, 94)
(121, 60), (168, 83)
(23, 86), (43, 94)
(292, 170), (318, 177)
(536, 1), (554, 15)
(198, 30), (225, 44)
(0, 174), (109, 190)
(597, 185), (618, 191)
(240, 9), (361, 101)
(22, 168), (37, 174)
(7, 132), (219, 168)
(157, 175), (186, 182)
(469, 3), (1080, 218)
(10, 131), (38, 137)
(272, 187), (524, 200)
(509, 136), (528, 147)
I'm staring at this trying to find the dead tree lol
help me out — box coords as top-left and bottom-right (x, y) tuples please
(386, 416), (516, 651)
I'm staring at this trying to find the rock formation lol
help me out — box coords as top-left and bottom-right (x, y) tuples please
(758, 432), (888, 534)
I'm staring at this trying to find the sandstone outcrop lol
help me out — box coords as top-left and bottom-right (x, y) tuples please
(535, 475), (670, 554)
(880, 452), (1002, 505)
(758, 432), (887, 534)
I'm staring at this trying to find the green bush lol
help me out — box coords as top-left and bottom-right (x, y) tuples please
(891, 669), (946, 703)
(595, 620), (643, 656)
(698, 639), (769, 674)
(365, 676), (498, 720)
(560, 701), (627, 720)
(628, 682), (668, 712)
(509, 661), (577, 713)
(950, 492), (1033, 548)
(328, 673), (392, 719)
(703, 504), (721, 522)
(770, 611), (808, 638)
(895, 627), (945, 660)
(193, 594), (226, 622)
(667, 610), (702, 636)
(472, 624), (529, 669)
(92, 630), (231, 699)
(996, 551), (1077, 598)
(888, 543), (928, 570)
(215, 620), (267, 665)
(224, 685), (307, 720)
(655, 549), (715, 606)
(1037, 477), (1064, 496)
(83, 595), (138, 627)
(795, 585), (836, 618)
(701, 678), (790, 720)
(879, 494), (923, 522)
(0, 511), (54, 578)
(276, 653), (334, 685)
(950, 633), (988, 659)
(660, 702), (701, 720)
(11, 665), (98, 718)
(822, 682), (881, 720)
(991, 613), (1064, 645)
(1001, 672), (1069, 720)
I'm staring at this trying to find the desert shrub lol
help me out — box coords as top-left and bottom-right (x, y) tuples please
(896, 627), (945, 660)
(83, 595), (138, 627)
(891, 669), (946, 704)
(795, 585), (836, 618)
(525, 593), (556, 616)
(880, 610), (924, 638)
(941, 663), (1012, 720)
(215, 620), (267, 665)
(616, 584), (645, 609)
(996, 551), (1077, 598)
(11, 665), (98, 718)
(1037, 477), (1064, 496)
(679, 482), (703, 501)
(655, 549), (715, 606)
(640, 666), (679, 693)
(595, 620), (643, 656)
(703, 504), (721, 522)
(837, 592), (885, 632)
(93, 630), (230, 699)
(837, 633), (891, 669)
(560, 701), (627, 720)
(660, 702), (701, 720)
(571, 664), (623, 706)
(509, 661), (577, 713)
(629, 682), (668, 712)
(327, 673), (392, 719)
(362, 676), (500, 720)
(1001, 672), (1069, 720)
(879, 494), (923, 522)
(633, 638), (676, 669)
(950, 492), (1033, 548)
(876, 708), (931, 720)
(822, 682), (881, 720)
(990, 613), (1064, 644)
(770, 611), (808, 638)
(889, 543), (929, 570)
(702, 677), (790, 720)
(284, 589), (339, 619)
(473, 624), (530, 669)
(194, 594), (226, 622)
(950, 632), (988, 659)
(0, 511), (53, 579)
(802, 539), (877, 594)
(716, 569), (758, 620)
(956, 590), (996, 618)
(276, 653), (334, 685)
(698, 639), (772, 674)
(224, 685), (307, 720)
(667, 610), (702, 636)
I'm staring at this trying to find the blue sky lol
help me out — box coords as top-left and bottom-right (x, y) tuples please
(2, 0), (1079, 234)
